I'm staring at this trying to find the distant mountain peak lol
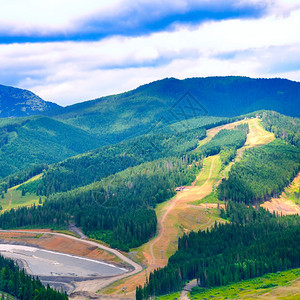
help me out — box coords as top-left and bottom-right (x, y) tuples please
(0, 84), (60, 118)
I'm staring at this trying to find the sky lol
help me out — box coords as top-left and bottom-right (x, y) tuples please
(0, 0), (300, 106)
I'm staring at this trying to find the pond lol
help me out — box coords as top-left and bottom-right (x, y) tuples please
(0, 244), (127, 278)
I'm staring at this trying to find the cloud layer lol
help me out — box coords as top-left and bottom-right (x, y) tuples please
(0, 0), (267, 43)
(0, 0), (300, 105)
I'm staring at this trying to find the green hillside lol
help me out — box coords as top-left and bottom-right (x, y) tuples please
(0, 109), (299, 299)
(0, 122), (251, 250)
(0, 116), (103, 178)
(137, 203), (300, 298)
(47, 77), (300, 144)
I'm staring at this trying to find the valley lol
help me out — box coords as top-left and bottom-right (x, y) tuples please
(0, 113), (299, 300)
(2, 0), (300, 298)
(101, 118), (295, 298)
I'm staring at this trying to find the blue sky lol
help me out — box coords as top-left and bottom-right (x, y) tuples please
(0, 0), (300, 105)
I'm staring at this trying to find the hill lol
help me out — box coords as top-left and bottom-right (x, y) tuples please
(0, 111), (299, 299)
(48, 76), (300, 144)
(0, 116), (103, 178)
(0, 84), (60, 118)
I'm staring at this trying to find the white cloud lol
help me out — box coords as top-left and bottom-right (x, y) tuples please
(0, 0), (118, 28)
(0, 2), (300, 105)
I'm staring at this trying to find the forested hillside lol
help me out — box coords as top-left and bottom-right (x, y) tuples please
(137, 202), (300, 298)
(0, 116), (103, 178)
(30, 117), (230, 196)
(46, 77), (300, 144)
(0, 108), (299, 300)
(0, 123), (249, 250)
(261, 111), (300, 148)
(192, 123), (249, 164)
(0, 255), (68, 300)
(0, 156), (200, 250)
(218, 140), (300, 204)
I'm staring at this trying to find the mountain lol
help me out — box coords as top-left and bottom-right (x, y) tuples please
(48, 76), (300, 144)
(0, 116), (103, 178)
(0, 84), (60, 117)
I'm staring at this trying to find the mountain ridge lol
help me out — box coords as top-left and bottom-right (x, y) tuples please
(43, 76), (300, 145)
(0, 84), (60, 118)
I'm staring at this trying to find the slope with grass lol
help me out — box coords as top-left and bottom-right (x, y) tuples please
(159, 269), (300, 300)
(101, 120), (251, 296)
(0, 175), (44, 213)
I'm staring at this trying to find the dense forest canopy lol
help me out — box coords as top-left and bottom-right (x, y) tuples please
(218, 140), (300, 204)
(0, 254), (68, 300)
(137, 202), (300, 299)
(1, 116), (235, 196)
(0, 116), (103, 178)
(261, 111), (300, 148)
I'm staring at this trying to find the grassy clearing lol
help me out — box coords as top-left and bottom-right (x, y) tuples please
(193, 192), (223, 205)
(156, 292), (181, 300)
(188, 268), (300, 300)
(195, 155), (221, 187)
(280, 172), (300, 205)
(0, 189), (44, 212)
(10, 173), (43, 191)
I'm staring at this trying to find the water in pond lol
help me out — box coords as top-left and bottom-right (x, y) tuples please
(0, 244), (127, 277)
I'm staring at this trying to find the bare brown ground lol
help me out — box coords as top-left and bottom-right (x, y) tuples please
(15, 228), (52, 232)
(104, 155), (226, 297)
(0, 232), (121, 266)
(261, 171), (300, 216)
(102, 119), (279, 297)
(262, 198), (300, 215)
(256, 277), (300, 299)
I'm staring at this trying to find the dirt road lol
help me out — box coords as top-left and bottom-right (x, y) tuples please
(0, 229), (142, 299)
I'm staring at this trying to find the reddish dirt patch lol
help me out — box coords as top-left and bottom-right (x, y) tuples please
(14, 228), (52, 232)
(0, 232), (121, 266)
(0, 232), (37, 238)
(261, 198), (300, 215)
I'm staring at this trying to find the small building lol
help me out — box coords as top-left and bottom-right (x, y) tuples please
(175, 186), (186, 191)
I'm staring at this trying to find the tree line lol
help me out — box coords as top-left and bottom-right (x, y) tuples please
(0, 156), (201, 251)
(0, 122), (250, 251)
(136, 202), (300, 298)
(218, 139), (300, 204)
(261, 111), (300, 148)
(0, 254), (68, 300)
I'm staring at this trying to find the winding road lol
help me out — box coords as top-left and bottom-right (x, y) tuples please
(0, 119), (279, 299)
(0, 229), (142, 299)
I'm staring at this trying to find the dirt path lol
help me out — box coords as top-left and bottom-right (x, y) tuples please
(181, 279), (198, 300)
(151, 155), (216, 265)
(104, 155), (223, 297)
(149, 156), (216, 267)
(2, 190), (13, 212)
(102, 120), (254, 296)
